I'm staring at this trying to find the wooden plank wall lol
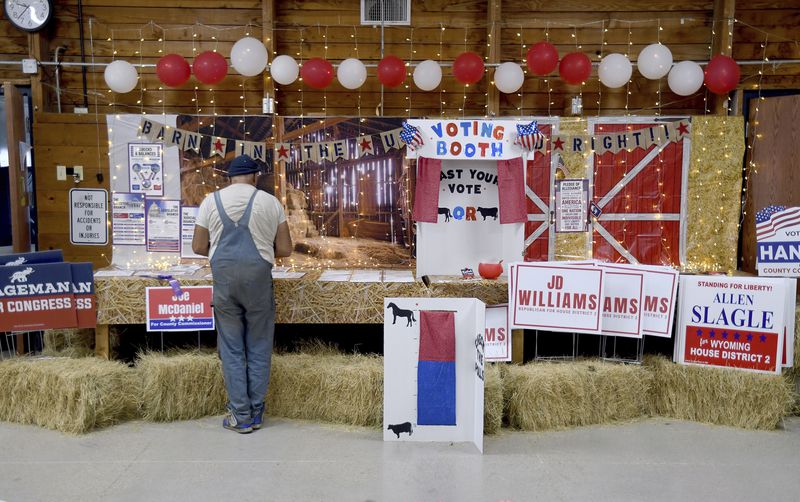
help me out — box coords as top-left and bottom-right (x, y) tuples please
(33, 113), (111, 268)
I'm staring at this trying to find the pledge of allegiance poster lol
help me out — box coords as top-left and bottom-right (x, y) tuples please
(676, 275), (788, 375)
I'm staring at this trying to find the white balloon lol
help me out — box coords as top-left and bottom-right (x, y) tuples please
(638, 43), (673, 79)
(413, 59), (442, 91)
(104, 60), (138, 93)
(598, 53), (632, 89)
(668, 61), (704, 96)
(270, 55), (299, 85)
(337, 58), (367, 90)
(494, 62), (525, 94)
(230, 37), (268, 77)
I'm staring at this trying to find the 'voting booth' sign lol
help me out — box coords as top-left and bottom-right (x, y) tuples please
(675, 275), (790, 375)
(146, 286), (214, 331)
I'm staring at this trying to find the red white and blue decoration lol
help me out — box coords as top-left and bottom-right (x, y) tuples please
(400, 122), (425, 151)
(514, 120), (544, 151)
(756, 205), (800, 277)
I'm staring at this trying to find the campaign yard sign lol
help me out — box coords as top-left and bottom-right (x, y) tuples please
(0, 262), (96, 332)
(675, 275), (789, 375)
(145, 286), (214, 331)
(602, 264), (679, 338)
(484, 304), (511, 362)
(599, 268), (644, 338)
(756, 205), (800, 277)
(509, 263), (604, 334)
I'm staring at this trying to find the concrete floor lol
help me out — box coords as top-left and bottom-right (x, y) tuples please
(0, 417), (798, 502)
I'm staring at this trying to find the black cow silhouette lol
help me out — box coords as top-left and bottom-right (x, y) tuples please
(438, 207), (451, 222)
(387, 302), (416, 326)
(387, 422), (413, 438)
(477, 206), (498, 220)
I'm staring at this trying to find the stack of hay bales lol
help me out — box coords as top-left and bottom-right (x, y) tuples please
(0, 357), (137, 433)
(41, 329), (95, 358)
(646, 355), (794, 430)
(503, 360), (653, 431)
(483, 363), (504, 434)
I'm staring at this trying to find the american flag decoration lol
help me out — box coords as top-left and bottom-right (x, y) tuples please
(400, 122), (424, 151)
(514, 120), (544, 151)
(756, 205), (800, 240)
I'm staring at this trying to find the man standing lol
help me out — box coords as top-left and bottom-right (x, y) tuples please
(192, 155), (292, 433)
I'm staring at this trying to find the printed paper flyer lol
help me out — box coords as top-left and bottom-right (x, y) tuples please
(145, 199), (180, 253)
(112, 192), (146, 245)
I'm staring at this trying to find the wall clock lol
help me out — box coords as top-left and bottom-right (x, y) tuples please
(4, 0), (53, 32)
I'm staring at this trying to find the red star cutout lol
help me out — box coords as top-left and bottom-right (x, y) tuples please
(360, 138), (372, 152)
(553, 137), (565, 151)
(277, 144), (289, 159)
(214, 139), (224, 152)
(676, 122), (690, 137)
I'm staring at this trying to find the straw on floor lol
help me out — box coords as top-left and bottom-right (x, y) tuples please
(0, 357), (137, 434)
(503, 359), (654, 431)
(646, 355), (794, 430)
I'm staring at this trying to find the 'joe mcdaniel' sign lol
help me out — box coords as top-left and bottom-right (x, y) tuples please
(406, 119), (525, 160)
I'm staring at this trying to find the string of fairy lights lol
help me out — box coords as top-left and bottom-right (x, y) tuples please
(61, 15), (799, 271)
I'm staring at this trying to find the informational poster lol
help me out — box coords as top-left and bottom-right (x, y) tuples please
(599, 269), (644, 338)
(112, 192), (146, 245)
(509, 262), (604, 334)
(128, 143), (164, 196)
(69, 188), (108, 245)
(145, 286), (214, 331)
(756, 206), (800, 277)
(145, 199), (180, 253)
(484, 304), (511, 362)
(180, 206), (203, 259)
(416, 159), (524, 277)
(555, 179), (589, 233)
(383, 297), (486, 453)
(674, 275), (789, 375)
(602, 264), (679, 338)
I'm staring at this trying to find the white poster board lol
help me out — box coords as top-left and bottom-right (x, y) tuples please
(756, 206), (800, 277)
(599, 268), (644, 338)
(416, 159), (524, 277)
(69, 188), (108, 245)
(484, 304), (511, 362)
(508, 262), (604, 334)
(674, 275), (789, 375)
(406, 119), (525, 161)
(383, 297), (486, 453)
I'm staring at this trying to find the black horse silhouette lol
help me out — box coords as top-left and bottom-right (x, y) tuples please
(387, 302), (416, 327)
(438, 207), (451, 222)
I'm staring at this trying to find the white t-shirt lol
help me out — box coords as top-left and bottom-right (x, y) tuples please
(195, 184), (286, 264)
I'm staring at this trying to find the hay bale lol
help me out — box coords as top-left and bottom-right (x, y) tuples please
(136, 351), (227, 421)
(267, 352), (383, 427)
(504, 360), (653, 431)
(0, 357), (137, 434)
(41, 329), (95, 358)
(483, 363), (503, 434)
(646, 355), (794, 430)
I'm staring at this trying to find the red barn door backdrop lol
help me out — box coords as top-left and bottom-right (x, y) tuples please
(525, 119), (559, 261)
(588, 118), (690, 266)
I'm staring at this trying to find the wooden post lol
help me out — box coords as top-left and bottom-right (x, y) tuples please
(4, 83), (31, 254)
(95, 324), (110, 359)
(273, 116), (287, 205)
(511, 329), (524, 364)
(262, 0), (275, 109)
(711, 0), (735, 114)
(486, 0), (501, 116)
(28, 33), (49, 113)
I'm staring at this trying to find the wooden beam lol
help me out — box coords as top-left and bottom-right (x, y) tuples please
(4, 83), (31, 253)
(28, 32), (49, 113)
(486, 0), (501, 116)
(274, 117), (287, 205)
(711, 0), (735, 114)
(95, 324), (110, 359)
(262, 0), (275, 107)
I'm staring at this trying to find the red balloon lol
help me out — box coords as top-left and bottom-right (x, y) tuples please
(453, 51), (485, 84)
(704, 54), (740, 94)
(377, 55), (406, 88)
(559, 52), (592, 85)
(526, 41), (559, 76)
(156, 54), (191, 87)
(300, 57), (334, 89)
(193, 51), (228, 85)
